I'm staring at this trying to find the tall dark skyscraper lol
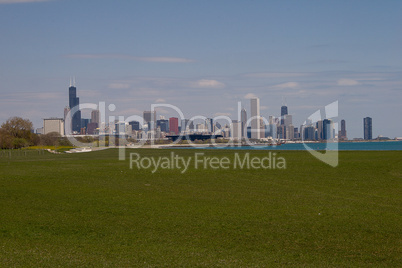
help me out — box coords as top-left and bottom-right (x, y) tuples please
(280, 105), (288, 125)
(281, 105), (288, 117)
(68, 78), (81, 133)
(129, 121), (141, 131)
(364, 117), (372, 140)
(157, 119), (169, 133)
(322, 119), (333, 140)
(339, 119), (347, 140)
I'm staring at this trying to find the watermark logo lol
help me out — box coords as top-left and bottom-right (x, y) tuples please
(301, 101), (338, 167)
(129, 152), (286, 173)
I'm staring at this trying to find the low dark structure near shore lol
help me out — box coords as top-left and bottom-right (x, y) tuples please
(166, 134), (223, 141)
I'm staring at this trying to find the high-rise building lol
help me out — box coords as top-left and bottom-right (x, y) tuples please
(364, 117), (372, 140)
(91, 110), (100, 125)
(281, 105), (288, 125)
(188, 121), (195, 131)
(196, 123), (207, 133)
(231, 120), (241, 140)
(316, 120), (323, 140)
(157, 119), (169, 132)
(284, 114), (292, 126)
(277, 125), (285, 139)
(323, 119), (334, 140)
(81, 118), (90, 133)
(268, 116), (277, 139)
(241, 108), (247, 138)
(303, 126), (315, 141)
(260, 118), (265, 138)
(250, 98), (260, 139)
(286, 125), (294, 140)
(181, 119), (189, 132)
(68, 78), (81, 133)
(64, 106), (70, 121)
(294, 127), (299, 140)
(43, 118), (64, 135)
(143, 111), (156, 130)
(205, 118), (213, 133)
(129, 121), (141, 131)
(339, 119), (347, 140)
(169, 117), (179, 135)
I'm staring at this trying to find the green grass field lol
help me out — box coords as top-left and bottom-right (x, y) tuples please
(0, 149), (401, 267)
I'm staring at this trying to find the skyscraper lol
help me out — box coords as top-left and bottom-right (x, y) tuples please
(241, 108), (247, 138)
(316, 120), (323, 140)
(323, 119), (334, 140)
(143, 111), (156, 130)
(169, 117), (179, 135)
(281, 105), (288, 117)
(250, 98), (260, 139)
(364, 117), (372, 140)
(231, 120), (241, 140)
(129, 121), (141, 131)
(64, 106), (70, 121)
(181, 119), (190, 133)
(157, 119), (169, 132)
(284, 114), (292, 126)
(205, 118), (213, 133)
(91, 109), (100, 125)
(281, 105), (288, 125)
(68, 78), (81, 133)
(339, 119), (347, 140)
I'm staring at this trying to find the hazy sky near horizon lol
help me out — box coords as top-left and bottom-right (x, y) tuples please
(0, 0), (401, 138)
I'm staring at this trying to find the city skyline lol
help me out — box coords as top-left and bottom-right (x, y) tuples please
(0, 1), (401, 139)
(59, 81), (378, 143)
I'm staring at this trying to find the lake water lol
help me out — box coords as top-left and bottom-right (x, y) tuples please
(181, 141), (402, 151)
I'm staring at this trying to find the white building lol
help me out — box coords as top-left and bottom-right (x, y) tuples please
(284, 114), (292, 126)
(231, 120), (242, 140)
(43, 118), (64, 135)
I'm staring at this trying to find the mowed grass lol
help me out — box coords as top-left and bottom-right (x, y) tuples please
(0, 149), (401, 267)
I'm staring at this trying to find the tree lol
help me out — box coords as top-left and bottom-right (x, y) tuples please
(0, 117), (34, 149)
(0, 128), (13, 149)
(1, 117), (33, 141)
(40, 132), (61, 146)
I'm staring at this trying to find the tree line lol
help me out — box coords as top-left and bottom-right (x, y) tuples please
(0, 117), (71, 149)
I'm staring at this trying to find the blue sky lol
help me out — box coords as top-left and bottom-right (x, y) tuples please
(0, 0), (401, 138)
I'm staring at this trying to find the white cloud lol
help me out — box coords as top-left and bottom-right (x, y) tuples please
(108, 83), (130, 89)
(155, 98), (166, 103)
(244, 72), (311, 78)
(260, 105), (268, 110)
(0, 0), (51, 3)
(214, 112), (232, 117)
(337, 79), (360, 86)
(272, 82), (299, 89)
(244, 93), (257, 99)
(190, 79), (225, 89)
(65, 54), (194, 63)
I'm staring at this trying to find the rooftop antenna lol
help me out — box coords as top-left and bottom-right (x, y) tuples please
(69, 77), (72, 87)
(281, 96), (284, 106)
(284, 97), (287, 106)
(73, 76), (76, 87)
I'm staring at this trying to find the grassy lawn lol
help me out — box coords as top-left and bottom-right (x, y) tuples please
(0, 149), (401, 267)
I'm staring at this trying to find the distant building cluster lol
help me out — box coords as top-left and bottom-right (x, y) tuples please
(38, 80), (376, 142)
